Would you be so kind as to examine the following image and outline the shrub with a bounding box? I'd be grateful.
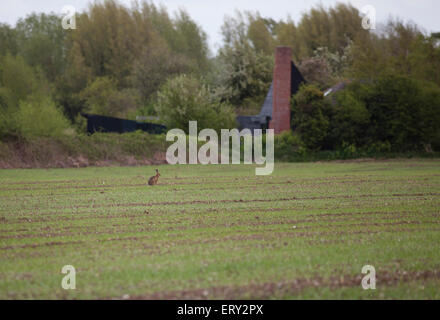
[291,84,331,150]
[155,74,237,133]
[414,81,440,152]
[347,76,440,151]
[79,77,141,118]
[16,96,71,140]
[0,54,53,139]
[289,76,440,154]
[329,90,370,148]
[0,54,49,108]
[0,87,19,139]
[274,131,306,161]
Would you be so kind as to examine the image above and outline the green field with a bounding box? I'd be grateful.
[1,160,440,299]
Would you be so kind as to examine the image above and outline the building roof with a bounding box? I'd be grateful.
[290,61,306,96]
[258,82,273,120]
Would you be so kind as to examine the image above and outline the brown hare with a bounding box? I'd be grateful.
[148,169,160,185]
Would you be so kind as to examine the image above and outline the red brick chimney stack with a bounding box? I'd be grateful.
[269,46,292,134]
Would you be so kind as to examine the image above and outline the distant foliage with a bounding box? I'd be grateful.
[0,54,56,139]
[56,0,209,121]
[155,75,237,133]
[156,75,236,132]
[346,76,440,152]
[291,85,331,150]
[16,97,71,140]
[291,77,440,153]
[14,13,67,82]
[0,0,439,159]
[79,77,140,118]
[131,37,192,104]
[298,58,333,90]
[274,131,306,161]
[349,19,440,87]
[328,90,370,148]
[215,42,273,107]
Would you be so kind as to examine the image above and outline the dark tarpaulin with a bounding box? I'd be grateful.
[82,113,166,134]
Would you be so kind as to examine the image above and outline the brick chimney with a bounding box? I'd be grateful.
[269,46,292,134]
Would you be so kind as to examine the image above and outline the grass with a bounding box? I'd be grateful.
[0,159,439,299]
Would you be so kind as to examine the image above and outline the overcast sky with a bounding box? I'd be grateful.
[1,0,438,53]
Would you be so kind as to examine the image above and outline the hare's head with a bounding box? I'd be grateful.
[155,169,160,177]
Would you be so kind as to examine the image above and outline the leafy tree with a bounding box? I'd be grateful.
[60,0,210,121]
[216,13,273,107]
[329,90,370,148]
[348,19,440,86]
[69,0,148,87]
[136,2,209,71]
[15,13,67,82]
[155,75,236,133]
[16,96,71,140]
[79,77,140,118]
[131,36,192,103]
[409,32,440,86]
[295,3,366,58]
[171,10,210,73]
[275,18,300,61]
[313,40,353,78]
[0,23,18,56]
[0,55,69,140]
[247,13,276,55]
[0,54,49,109]
[215,43,273,107]
[291,84,331,150]
[348,76,440,151]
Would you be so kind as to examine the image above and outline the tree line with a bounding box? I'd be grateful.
[0,0,439,153]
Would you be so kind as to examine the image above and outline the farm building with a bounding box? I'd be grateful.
[236,46,305,134]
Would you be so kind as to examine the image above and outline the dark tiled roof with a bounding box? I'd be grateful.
[258,82,273,119]
[291,61,305,96]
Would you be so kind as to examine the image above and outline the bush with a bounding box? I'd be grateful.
[0,87,19,139]
[288,75,440,155]
[79,77,141,118]
[274,131,306,161]
[16,96,71,140]
[347,76,440,151]
[155,74,237,133]
[0,54,50,108]
[291,84,331,150]
[0,54,54,140]
[329,89,370,148]
[419,82,440,151]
